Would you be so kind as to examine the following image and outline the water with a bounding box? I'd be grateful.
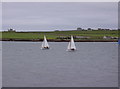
[2,42,118,87]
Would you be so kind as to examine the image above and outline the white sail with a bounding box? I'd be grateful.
[41,35,49,49]
[70,36,76,49]
[67,42,71,50]
[67,36,76,51]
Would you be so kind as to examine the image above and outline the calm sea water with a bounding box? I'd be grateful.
[2,42,118,87]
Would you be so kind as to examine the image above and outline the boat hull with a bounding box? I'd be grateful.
[41,47,50,50]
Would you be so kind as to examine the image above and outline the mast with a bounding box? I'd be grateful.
[70,36,76,49]
[44,35,49,47]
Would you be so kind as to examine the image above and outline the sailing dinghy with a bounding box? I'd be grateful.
[41,35,50,49]
[67,35,76,51]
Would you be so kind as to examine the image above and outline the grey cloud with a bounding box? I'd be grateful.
[2,2,118,31]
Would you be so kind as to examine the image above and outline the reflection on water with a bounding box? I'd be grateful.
[2,42,118,87]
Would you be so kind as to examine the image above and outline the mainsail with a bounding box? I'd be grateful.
[41,35,49,49]
[67,36,76,51]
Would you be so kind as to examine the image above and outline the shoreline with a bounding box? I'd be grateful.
[0,39,118,42]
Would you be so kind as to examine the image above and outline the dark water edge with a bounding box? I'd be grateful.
[3,42,118,87]
[0,39,118,42]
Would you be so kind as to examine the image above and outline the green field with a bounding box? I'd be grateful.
[0,30,118,40]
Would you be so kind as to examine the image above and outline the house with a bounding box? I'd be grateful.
[77,27,83,31]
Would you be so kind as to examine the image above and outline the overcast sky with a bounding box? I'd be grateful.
[2,2,118,31]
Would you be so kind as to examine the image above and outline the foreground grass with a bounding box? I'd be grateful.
[0,30,118,40]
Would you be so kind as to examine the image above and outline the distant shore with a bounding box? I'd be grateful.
[0,38,118,42]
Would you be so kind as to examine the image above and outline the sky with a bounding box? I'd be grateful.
[2,2,118,31]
